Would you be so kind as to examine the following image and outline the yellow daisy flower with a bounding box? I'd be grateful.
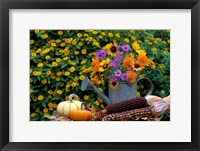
[109,82,118,89]
[30,40,34,44]
[49,107,53,111]
[99,58,110,71]
[56,58,61,62]
[52,62,58,67]
[64,71,70,76]
[79,75,85,80]
[81,49,87,54]
[45,55,50,60]
[92,31,98,35]
[132,41,140,51]
[71,82,77,87]
[46,70,51,76]
[99,35,103,39]
[56,90,62,95]
[103,43,118,56]
[74,51,79,55]
[77,33,82,37]
[43,34,48,39]
[115,33,120,38]
[108,33,113,37]
[69,66,75,72]
[38,95,43,100]
[43,108,48,113]
[51,43,56,47]
[47,90,53,94]
[41,79,47,84]
[37,63,43,67]
[72,40,77,45]
[31,113,36,117]
[56,39,61,43]
[84,95,89,101]
[58,31,63,35]
[31,52,36,57]
[36,48,41,53]
[35,108,40,113]
[95,101,99,106]
[55,77,60,81]
[78,41,83,46]
[30,89,33,93]
[35,30,39,33]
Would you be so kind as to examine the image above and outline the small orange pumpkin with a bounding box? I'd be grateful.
[69,109,92,121]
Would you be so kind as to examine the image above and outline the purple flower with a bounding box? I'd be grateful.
[109,60,119,69]
[114,70,123,77]
[109,76,118,83]
[114,55,123,63]
[120,73,129,81]
[127,67,135,71]
[117,45,124,54]
[123,44,131,52]
[94,49,107,59]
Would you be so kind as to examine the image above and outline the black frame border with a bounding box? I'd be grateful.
[0,0,199,151]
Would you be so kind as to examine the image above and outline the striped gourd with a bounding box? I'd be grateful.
[57,94,84,117]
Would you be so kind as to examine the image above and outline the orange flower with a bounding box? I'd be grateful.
[126,71,137,83]
[91,58,100,72]
[91,76,99,84]
[123,56,135,69]
[138,54,149,67]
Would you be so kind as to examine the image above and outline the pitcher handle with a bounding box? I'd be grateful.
[136,78,154,97]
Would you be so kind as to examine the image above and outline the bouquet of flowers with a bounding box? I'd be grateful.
[83,41,155,89]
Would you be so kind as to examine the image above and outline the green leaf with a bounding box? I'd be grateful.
[46,64,52,67]
[31,116,40,121]
[37,76,41,81]
[76,45,80,49]
[61,63,68,69]
[42,102,46,108]
[44,85,48,91]
[33,79,37,84]
[55,82,60,88]
[39,111,44,115]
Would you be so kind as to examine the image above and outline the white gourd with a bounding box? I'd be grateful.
[57,94,84,117]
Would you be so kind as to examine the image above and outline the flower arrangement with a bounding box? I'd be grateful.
[83,42,156,89]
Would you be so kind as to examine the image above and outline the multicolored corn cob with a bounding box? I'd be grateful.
[102,106,153,121]
[94,97,149,121]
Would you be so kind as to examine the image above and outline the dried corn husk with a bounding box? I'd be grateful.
[145,95,163,105]
[102,107,153,121]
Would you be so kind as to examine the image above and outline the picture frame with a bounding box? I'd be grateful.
[0,0,199,150]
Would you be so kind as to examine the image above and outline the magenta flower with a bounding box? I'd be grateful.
[120,73,129,81]
[117,45,124,54]
[114,55,123,63]
[109,76,118,83]
[123,44,131,52]
[94,49,107,59]
[109,60,119,69]
[114,70,123,77]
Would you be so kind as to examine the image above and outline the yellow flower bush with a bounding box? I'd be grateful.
[30,30,170,121]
